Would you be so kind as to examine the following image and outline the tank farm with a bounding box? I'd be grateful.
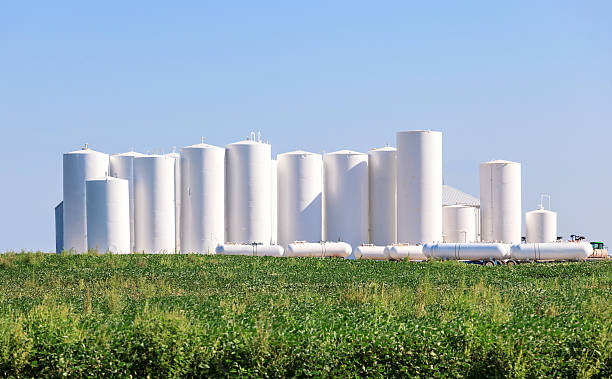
[56,130,596,264]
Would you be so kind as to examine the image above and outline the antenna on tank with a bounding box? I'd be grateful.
[83,143,89,150]
[257,131,261,142]
[250,131,255,141]
[539,194,551,210]
[201,136,205,144]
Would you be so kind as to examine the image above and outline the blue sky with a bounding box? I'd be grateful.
[1,1,610,251]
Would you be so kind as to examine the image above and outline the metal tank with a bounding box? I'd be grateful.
[277,151,323,247]
[286,241,352,258]
[396,131,442,244]
[179,143,225,254]
[525,208,557,243]
[354,245,388,260]
[323,150,368,248]
[166,152,182,253]
[424,243,510,261]
[385,245,427,261]
[110,151,146,252]
[63,146,110,252]
[215,244,284,257]
[480,160,521,244]
[368,147,397,246]
[226,138,271,244]
[133,154,176,253]
[55,202,63,253]
[85,177,130,254]
[442,205,478,243]
[510,242,591,261]
[270,159,278,245]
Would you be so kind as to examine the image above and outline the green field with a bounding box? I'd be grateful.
[0,253,610,378]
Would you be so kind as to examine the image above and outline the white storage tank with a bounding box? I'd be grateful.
[323,150,368,248]
[110,151,146,252]
[215,244,284,257]
[510,242,591,261]
[396,131,442,244]
[525,207,557,243]
[354,245,388,260]
[86,177,130,254]
[480,160,521,244]
[133,154,176,253]
[63,146,110,253]
[226,138,271,244]
[286,241,352,258]
[385,245,427,261]
[424,243,509,261]
[277,151,323,247]
[166,152,182,253]
[443,205,478,243]
[179,143,225,254]
[270,159,278,245]
[368,147,397,246]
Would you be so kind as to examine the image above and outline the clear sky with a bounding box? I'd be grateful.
[1,1,610,251]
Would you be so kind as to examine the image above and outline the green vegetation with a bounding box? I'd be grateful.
[0,253,610,378]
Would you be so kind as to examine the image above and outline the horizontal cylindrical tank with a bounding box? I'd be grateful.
[424,243,510,261]
[443,205,478,243]
[133,154,176,253]
[354,245,388,260]
[286,242,352,258]
[397,131,442,244]
[525,208,557,243]
[385,245,427,261]
[180,143,225,254]
[215,244,284,257]
[226,139,271,244]
[86,177,130,254]
[110,151,146,252]
[480,160,521,244]
[368,147,397,246]
[270,159,278,245]
[63,147,110,253]
[323,150,368,248]
[277,151,323,247]
[510,242,592,261]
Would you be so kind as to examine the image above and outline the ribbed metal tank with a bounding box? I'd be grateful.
[179,143,225,254]
[226,139,271,244]
[384,245,427,261]
[480,160,521,244]
[525,208,557,243]
[110,151,146,252]
[85,177,130,254]
[277,151,323,247]
[442,205,478,243]
[286,241,352,258]
[270,159,278,245]
[166,152,182,253]
[510,242,591,261]
[323,150,368,248]
[133,154,176,253]
[424,243,510,261]
[396,131,442,244]
[368,147,397,246]
[215,244,284,257]
[354,245,388,260]
[63,147,110,252]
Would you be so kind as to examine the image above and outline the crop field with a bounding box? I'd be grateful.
[0,253,610,378]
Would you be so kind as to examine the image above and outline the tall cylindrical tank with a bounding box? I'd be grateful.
[443,205,478,243]
[525,208,557,243]
[179,143,225,254]
[510,242,591,261]
[323,150,368,248]
[385,245,427,261]
[63,147,110,252]
[277,151,323,247]
[270,159,278,245]
[166,152,182,253]
[396,131,442,244]
[133,154,176,253]
[480,160,521,244]
[110,151,146,252]
[226,139,271,244]
[368,147,397,246]
[424,243,509,261]
[86,177,130,254]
